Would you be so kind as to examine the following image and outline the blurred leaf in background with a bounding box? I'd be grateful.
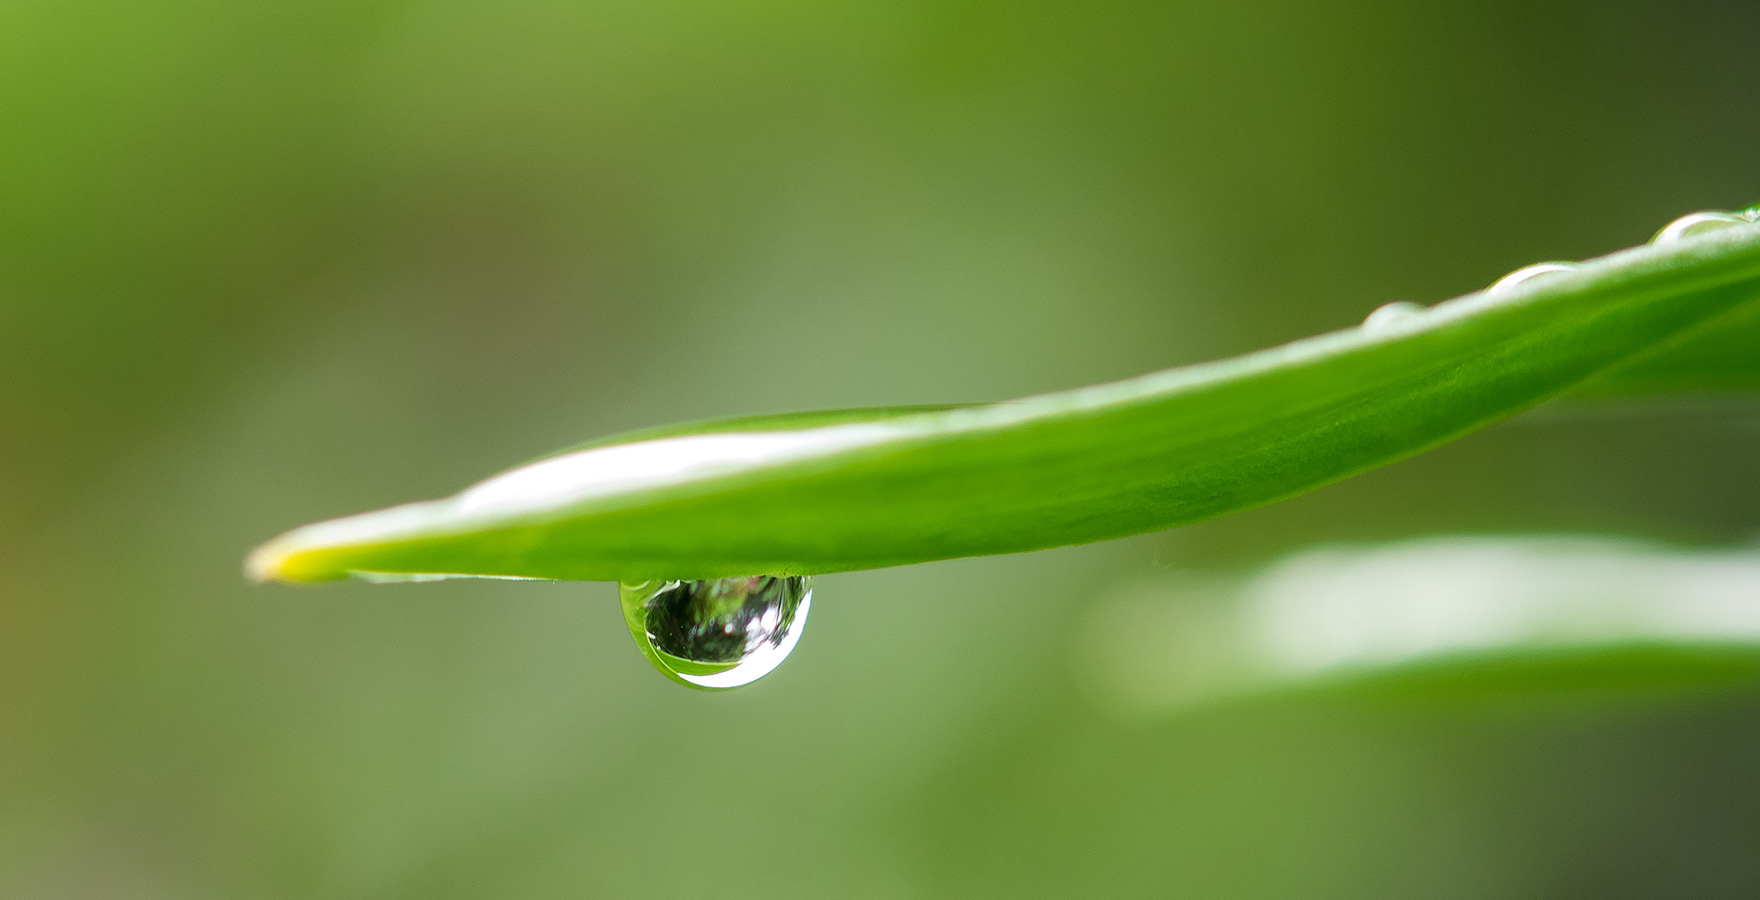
[2,0,1758,897]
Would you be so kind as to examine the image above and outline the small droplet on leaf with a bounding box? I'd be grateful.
[1653,211,1749,245]
[621,575,811,690]
[1488,262,1577,295]
[1361,301,1424,332]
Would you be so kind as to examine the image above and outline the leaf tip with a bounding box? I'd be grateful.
[245,500,460,584]
[244,535,321,584]
[244,540,287,584]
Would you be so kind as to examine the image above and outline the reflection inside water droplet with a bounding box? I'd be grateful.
[1653,210,1750,244]
[1361,301,1424,332]
[621,575,811,689]
[1487,262,1577,295]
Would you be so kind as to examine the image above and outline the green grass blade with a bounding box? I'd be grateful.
[1087,535,1760,713]
[249,220,1760,583]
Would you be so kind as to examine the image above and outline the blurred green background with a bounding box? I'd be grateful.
[3,0,1759,896]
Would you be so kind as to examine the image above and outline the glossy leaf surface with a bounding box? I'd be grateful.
[250,221,1760,583]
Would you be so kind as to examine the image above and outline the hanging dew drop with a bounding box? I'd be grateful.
[620,575,811,690]
[1652,211,1749,244]
[1487,262,1577,295]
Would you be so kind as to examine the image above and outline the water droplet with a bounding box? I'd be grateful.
[620,575,811,689]
[1652,211,1749,244]
[1361,301,1424,332]
[1487,262,1577,295]
[1741,205,1760,224]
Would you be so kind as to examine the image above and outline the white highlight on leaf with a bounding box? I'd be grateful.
[1085,536,1760,714]
[455,426,900,517]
